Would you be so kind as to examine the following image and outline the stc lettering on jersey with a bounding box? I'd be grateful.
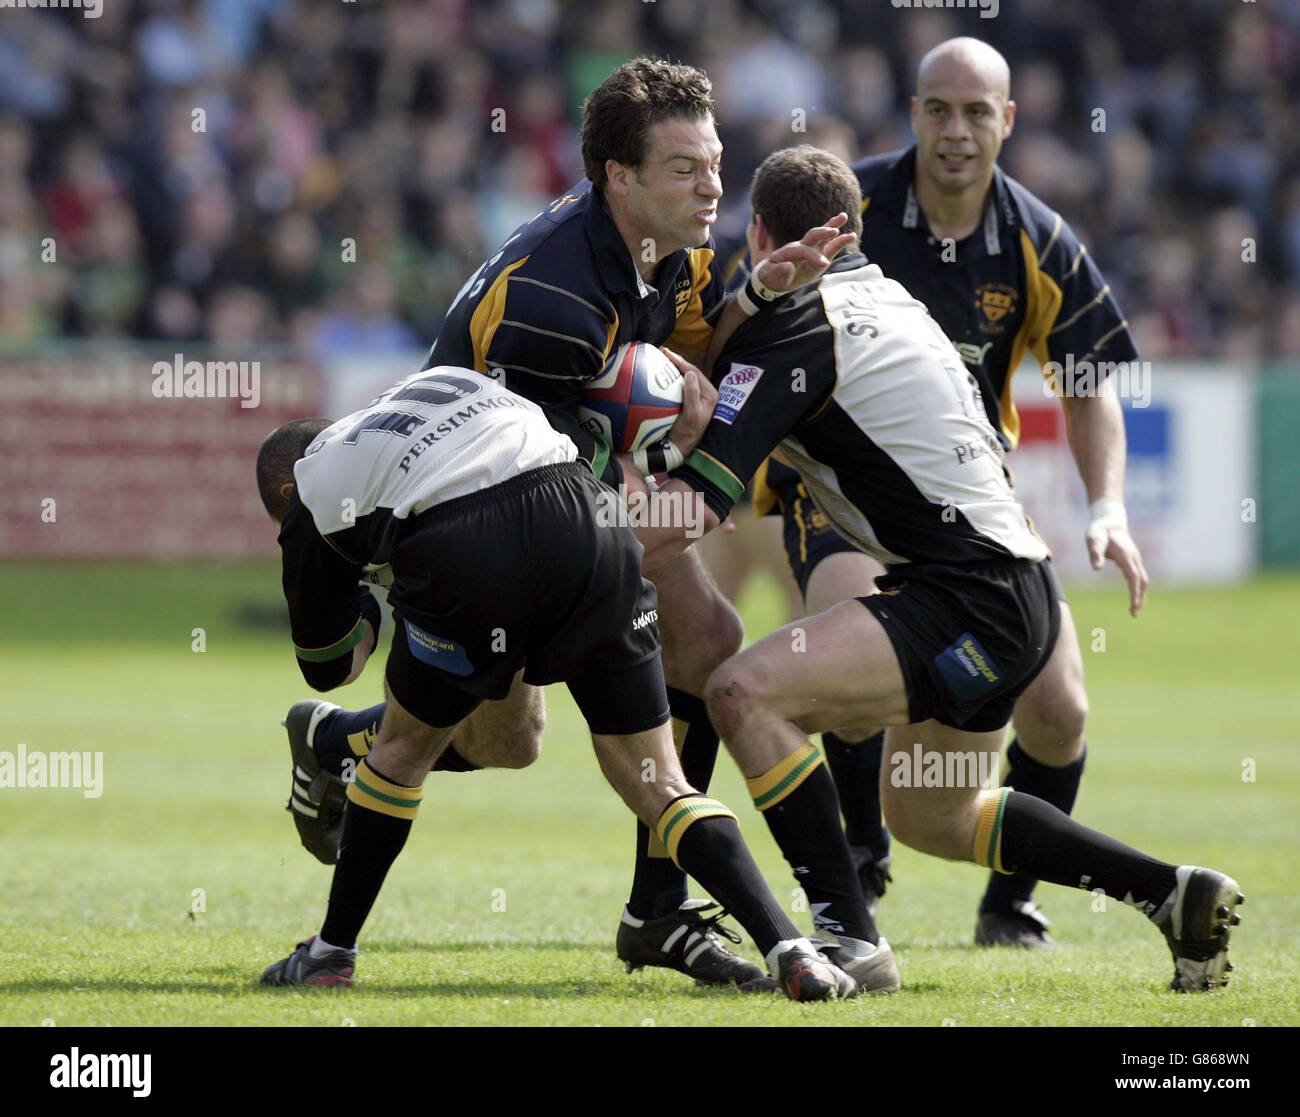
[715,363,764,424]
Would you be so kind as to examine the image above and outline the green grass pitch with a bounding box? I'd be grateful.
[2,562,1297,1027]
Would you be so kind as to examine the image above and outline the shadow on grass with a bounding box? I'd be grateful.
[362,940,599,956]
[0,972,747,1000]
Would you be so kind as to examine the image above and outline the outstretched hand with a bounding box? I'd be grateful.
[1086,519,1149,618]
[754,212,858,294]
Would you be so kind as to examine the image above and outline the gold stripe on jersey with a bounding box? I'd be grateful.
[721,243,748,285]
[1063,243,1088,282]
[469,256,530,373]
[1004,228,1063,449]
[794,492,809,564]
[509,274,606,317]
[603,314,619,363]
[1036,211,1063,265]
[1048,284,1112,336]
[665,247,716,357]
[499,318,610,358]
[751,458,778,518]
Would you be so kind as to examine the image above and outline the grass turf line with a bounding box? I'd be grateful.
[1,562,1297,1026]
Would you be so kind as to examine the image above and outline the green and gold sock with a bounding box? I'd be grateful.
[748,742,878,943]
[656,794,799,958]
[319,760,422,948]
[974,788,1178,917]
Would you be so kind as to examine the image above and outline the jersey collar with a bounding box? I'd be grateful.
[584,181,683,301]
[878,146,1018,257]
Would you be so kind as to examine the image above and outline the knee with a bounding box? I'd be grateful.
[703,657,766,737]
[495,705,545,769]
[882,796,973,862]
[1019,684,1088,759]
[663,595,745,693]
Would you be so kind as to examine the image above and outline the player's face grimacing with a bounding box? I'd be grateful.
[623,116,723,257]
[911,55,1015,196]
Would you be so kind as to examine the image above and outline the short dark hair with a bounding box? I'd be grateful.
[581,58,715,190]
[749,145,864,249]
[256,417,331,522]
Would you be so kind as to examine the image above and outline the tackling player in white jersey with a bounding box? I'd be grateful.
[254,366,857,1000]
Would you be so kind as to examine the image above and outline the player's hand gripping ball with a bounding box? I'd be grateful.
[578,342,684,453]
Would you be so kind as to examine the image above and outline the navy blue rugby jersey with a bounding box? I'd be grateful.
[427,179,724,481]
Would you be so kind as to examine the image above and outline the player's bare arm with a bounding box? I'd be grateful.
[338,620,376,688]
[1059,381,1149,616]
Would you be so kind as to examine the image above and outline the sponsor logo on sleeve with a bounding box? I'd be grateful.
[715,363,764,424]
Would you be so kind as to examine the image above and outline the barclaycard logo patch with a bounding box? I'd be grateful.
[934,632,1001,701]
[715,363,764,424]
[404,620,474,676]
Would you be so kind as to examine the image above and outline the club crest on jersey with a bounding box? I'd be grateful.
[673,273,694,317]
[975,282,1018,333]
[715,363,764,425]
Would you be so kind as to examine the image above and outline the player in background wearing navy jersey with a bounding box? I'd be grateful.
[730,38,1150,948]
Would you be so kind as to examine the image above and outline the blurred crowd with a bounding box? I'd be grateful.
[1,0,1298,362]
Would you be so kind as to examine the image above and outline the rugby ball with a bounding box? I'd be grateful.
[578,342,684,454]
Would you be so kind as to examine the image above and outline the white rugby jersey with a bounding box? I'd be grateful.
[278,367,578,686]
[676,253,1048,567]
[293,367,576,557]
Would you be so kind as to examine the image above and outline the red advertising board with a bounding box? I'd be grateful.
[0,351,321,558]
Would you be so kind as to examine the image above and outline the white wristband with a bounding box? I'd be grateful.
[1086,497,1127,554]
[750,269,783,301]
[735,272,783,318]
[632,439,684,476]
[1088,498,1128,528]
